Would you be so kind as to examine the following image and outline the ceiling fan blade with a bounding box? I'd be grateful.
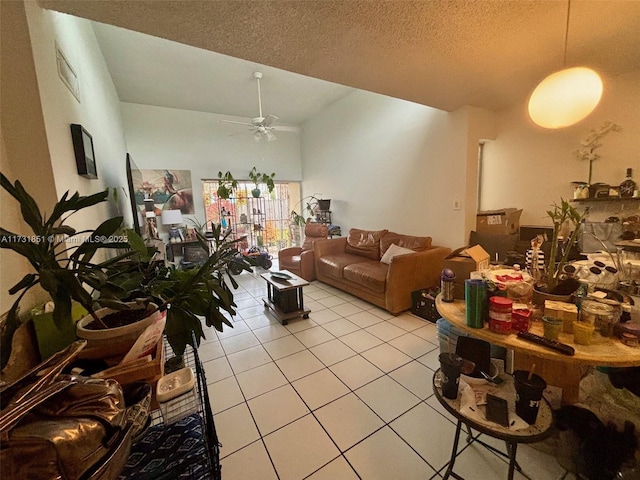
[229,129,252,137]
[220,119,254,127]
[272,125,300,132]
[261,114,279,127]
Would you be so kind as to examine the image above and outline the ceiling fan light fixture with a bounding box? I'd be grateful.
[528,67,603,129]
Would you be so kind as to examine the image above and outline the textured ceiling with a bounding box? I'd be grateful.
[41,0,640,117]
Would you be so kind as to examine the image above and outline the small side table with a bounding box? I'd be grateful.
[261,270,310,325]
[432,371,554,480]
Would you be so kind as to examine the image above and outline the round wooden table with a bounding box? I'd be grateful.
[436,296,640,403]
[432,371,554,480]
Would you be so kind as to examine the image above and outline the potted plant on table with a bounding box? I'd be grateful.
[290,194,322,227]
[248,167,275,198]
[531,199,585,302]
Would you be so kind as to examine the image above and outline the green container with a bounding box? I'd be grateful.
[465,279,487,328]
[542,316,563,341]
[31,302,88,360]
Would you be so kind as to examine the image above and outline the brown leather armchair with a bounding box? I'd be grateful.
[278,223,329,280]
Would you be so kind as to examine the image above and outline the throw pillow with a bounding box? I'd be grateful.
[380,243,415,265]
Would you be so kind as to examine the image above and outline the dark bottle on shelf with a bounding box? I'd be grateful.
[619,167,637,198]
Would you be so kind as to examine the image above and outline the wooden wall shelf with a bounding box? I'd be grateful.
[571,197,640,203]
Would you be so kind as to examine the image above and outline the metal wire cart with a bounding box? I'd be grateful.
[119,334,221,480]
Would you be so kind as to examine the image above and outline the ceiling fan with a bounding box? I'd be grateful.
[220,72,296,142]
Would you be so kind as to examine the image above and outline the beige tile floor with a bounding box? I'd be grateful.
[200,268,573,480]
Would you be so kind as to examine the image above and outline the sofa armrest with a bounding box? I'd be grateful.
[279,246,302,259]
[385,246,452,313]
[314,237,347,257]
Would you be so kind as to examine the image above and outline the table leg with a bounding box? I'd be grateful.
[297,287,304,310]
[464,427,525,476]
[507,442,518,480]
[465,424,474,443]
[442,420,463,480]
[297,287,310,319]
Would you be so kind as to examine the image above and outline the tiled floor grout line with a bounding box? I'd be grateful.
[214,305,440,476]
[213,275,569,479]
[211,272,478,479]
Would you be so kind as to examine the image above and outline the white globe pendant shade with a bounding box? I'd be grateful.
[528,67,603,129]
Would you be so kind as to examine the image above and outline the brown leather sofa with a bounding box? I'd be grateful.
[278,223,329,281]
[314,228,451,315]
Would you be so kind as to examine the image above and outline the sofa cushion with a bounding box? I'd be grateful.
[380,243,414,265]
[343,261,387,293]
[316,253,367,280]
[345,229,388,260]
[380,232,431,255]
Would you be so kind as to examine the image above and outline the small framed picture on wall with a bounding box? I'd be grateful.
[70,123,97,179]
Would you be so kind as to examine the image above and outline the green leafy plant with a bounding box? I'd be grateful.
[99,223,251,355]
[290,194,322,227]
[543,198,585,292]
[216,171,237,199]
[0,172,127,368]
[248,167,276,193]
[187,217,208,235]
[1,172,249,366]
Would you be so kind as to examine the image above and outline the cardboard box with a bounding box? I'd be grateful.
[443,245,490,299]
[477,208,523,235]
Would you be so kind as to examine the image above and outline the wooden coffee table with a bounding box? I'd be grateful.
[260,270,310,325]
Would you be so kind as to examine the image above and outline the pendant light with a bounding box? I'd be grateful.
[528,0,603,129]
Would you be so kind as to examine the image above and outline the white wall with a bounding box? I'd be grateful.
[120,102,302,228]
[24,2,131,229]
[300,90,495,248]
[482,68,640,228]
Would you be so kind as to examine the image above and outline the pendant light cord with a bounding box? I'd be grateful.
[563,0,571,67]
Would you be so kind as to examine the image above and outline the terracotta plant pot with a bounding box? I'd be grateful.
[76,302,161,349]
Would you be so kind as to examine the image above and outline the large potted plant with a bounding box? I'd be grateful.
[0,173,126,367]
[290,194,322,227]
[91,223,250,356]
[531,198,585,304]
[1,172,248,370]
[248,167,275,198]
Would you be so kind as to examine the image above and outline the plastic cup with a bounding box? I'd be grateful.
[439,353,464,400]
[513,370,547,425]
[542,316,562,341]
[573,321,595,345]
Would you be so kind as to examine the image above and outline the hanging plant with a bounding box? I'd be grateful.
[248,167,275,196]
[216,171,237,199]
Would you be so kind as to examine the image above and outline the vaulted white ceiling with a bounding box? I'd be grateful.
[42,0,640,124]
[91,22,355,125]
